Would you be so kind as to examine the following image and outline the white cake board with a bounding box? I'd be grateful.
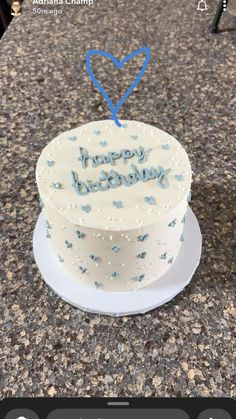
[33,207,202,316]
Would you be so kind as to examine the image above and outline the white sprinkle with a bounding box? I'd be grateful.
[108,261,111,265]
[109,235,113,240]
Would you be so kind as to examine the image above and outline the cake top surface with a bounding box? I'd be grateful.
[36,120,191,231]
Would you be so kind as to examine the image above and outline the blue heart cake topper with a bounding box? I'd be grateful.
[86,47,151,127]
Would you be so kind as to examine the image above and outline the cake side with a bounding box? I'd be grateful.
[36,120,191,291]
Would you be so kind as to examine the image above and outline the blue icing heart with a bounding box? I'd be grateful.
[161,144,170,150]
[47,160,55,167]
[76,230,86,239]
[137,233,149,242]
[144,196,156,205]
[44,220,52,229]
[46,231,51,239]
[175,174,184,181]
[81,204,92,213]
[111,271,120,279]
[65,240,72,249]
[168,219,176,227]
[68,135,77,141]
[79,266,87,274]
[112,200,123,209]
[168,257,173,264]
[131,135,138,140]
[137,252,147,259]
[51,182,63,189]
[95,281,103,289]
[180,234,184,242]
[132,274,145,282]
[99,141,108,147]
[93,130,101,136]
[58,255,64,263]
[112,244,120,253]
[159,252,167,260]
[90,254,101,262]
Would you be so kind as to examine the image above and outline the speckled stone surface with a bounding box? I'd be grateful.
[0,0,235,398]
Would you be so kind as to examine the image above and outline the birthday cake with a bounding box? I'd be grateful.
[36,120,192,292]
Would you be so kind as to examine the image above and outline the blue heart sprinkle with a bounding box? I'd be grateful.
[95,281,103,289]
[112,244,120,253]
[44,220,52,229]
[81,204,91,213]
[65,240,72,249]
[137,233,149,242]
[132,274,145,282]
[90,254,101,262]
[79,266,87,274]
[93,130,101,136]
[112,200,123,209]
[58,255,64,263]
[182,215,186,223]
[52,182,63,189]
[145,196,156,205]
[160,252,167,260]
[76,230,86,239]
[180,234,184,242]
[162,144,170,150]
[175,174,184,181]
[168,219,176,227]
[46,231,51,239]
[47,160,55,167]
[111,271,120,279]
[137,252,147,259]
[168,257,173,264]
[131,135,138,140]
[99,141,108,147]
[68,135,77,141]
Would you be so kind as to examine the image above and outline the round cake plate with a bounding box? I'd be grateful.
[33,207,202,316]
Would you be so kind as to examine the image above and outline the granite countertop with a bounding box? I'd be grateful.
[0,0,235,398]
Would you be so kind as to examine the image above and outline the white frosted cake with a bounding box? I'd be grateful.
[36,120,192,292]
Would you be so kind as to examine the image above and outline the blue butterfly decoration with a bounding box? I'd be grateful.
[112,200,123,209]
[137,233,149,242]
